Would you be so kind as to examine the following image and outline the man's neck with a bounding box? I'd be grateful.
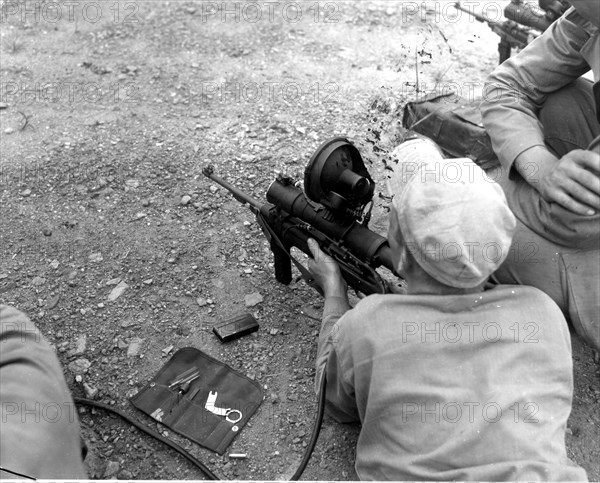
[404,270,485,296]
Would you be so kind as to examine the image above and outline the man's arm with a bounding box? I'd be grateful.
[482,8,600,215]
[307,239,359,423]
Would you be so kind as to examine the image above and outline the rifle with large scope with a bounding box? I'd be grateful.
[455,0,570,64]
[202,137,396,296]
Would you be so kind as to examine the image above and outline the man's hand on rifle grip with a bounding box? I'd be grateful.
[307,238,347,298]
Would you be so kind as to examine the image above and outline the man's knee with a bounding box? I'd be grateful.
[540,79,600,156]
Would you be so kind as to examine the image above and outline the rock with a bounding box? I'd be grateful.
[19,188,31,196]
[69,358,91,375]
[50,259,60,269]
[46,294,60,309]
[162,345,174,356]
[106,277,121,286]
[88,252,103,263]
[5,127,15,134]
[107,281,129,301]
[270,328,279,336]
[180,195,192,206]
[127,338,144,357]
[196,297,208,307]
[244,292,263,307]
[83,382,98,399]
[32,276,46,286]
[73,335,87,355]
[103,461,120,478]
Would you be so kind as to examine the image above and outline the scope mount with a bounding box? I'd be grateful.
[304,137,375,222]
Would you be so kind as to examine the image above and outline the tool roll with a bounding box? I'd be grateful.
[130,347,263,454]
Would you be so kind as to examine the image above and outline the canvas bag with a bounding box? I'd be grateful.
[130,347,263,454]
[402,92,500,171]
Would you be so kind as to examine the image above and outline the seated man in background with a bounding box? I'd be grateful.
[0,305,87,479]
[308,138,587,481]
[481,0,600,351]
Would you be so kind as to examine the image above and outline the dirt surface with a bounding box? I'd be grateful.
[1,0,598,480]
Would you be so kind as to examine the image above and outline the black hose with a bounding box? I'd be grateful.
[73,397,219,480]
[290,372,327,481]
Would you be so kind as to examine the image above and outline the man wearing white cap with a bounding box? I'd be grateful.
[308,139,587,481]
[481,0,600,352]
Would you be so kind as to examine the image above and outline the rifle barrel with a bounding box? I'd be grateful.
[454,2,488,23]
[202,166,262,209]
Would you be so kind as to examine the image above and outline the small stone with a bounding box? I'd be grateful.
[118,470,133,480]
[47,295,60,309]
[209,185,218,193]
[120,319,135,328]
[127,338,144,357]
[269,329,279,336]
[244,292,263,307]
[73,335,87,355]
[108,281,129,301]
[32,276,46,286]
[142,199,151,207]
[196,297,208,307]
[103,461,120,478]
[88,252,103,263]
[162,345,174,356]
[0,273,8,280]
[97,303,104,308]
[125,179,140,188]
[83,382,98,399]
[42,228,52,236]
[270,393,279,404]
[50,259,60,269]
[106,277,121,286]
[5,127,15,134]
[19,188,31,196]
[69,358,91,375]
[75,375,83,383]
[143,279,153,285]
[180,195,192,206]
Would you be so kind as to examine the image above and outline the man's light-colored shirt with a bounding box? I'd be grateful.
[482,6,600,173]
[315,286,587,481]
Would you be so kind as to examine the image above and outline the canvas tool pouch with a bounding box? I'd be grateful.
[130,347,263,454]
[402,92,500,171]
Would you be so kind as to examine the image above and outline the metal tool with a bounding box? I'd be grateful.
[205,391,242,423]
